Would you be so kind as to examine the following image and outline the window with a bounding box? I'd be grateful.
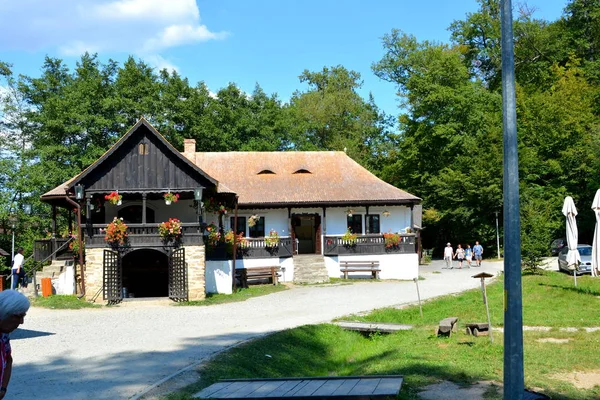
[230,217,246,235]
[346,215,362,235]
[293,169,311,174]
[138,142,149,155]
[366,215,380,234]
[249,217,265,238]
[258,170,275,175]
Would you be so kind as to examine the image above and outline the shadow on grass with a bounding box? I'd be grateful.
[538,282,600,297]
[164,325,589,400]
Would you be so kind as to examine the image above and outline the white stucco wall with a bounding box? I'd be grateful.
[223,208,290,236]
[324,206,412,236]
[325,253,419,280]
[52,265,75,295]
[205,257,294,294]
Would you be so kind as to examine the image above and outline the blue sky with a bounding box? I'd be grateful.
[0,0,568,118]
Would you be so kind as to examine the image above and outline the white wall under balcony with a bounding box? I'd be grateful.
[325,253,419,280]
[205,257,294,294]
[325,206,412,236]
[222,208,289,236]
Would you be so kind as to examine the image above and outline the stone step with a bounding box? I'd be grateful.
[293,255,329,284]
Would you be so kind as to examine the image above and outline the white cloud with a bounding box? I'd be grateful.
[89,0,200,23]
[0,0,227,70]
[143,24,228,52]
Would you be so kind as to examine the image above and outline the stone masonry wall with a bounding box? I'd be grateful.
[85,247,104,302]
[185,245,206,301]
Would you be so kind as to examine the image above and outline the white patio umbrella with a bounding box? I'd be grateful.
[591,190,600,277]
[562,196,581,286]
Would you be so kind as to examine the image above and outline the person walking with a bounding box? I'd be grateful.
[10,248,24,290]
[473,241,484,267]
[0,290,30,399]
[454,244,465,269]
[465,244,473,268]
[443,242,454,269]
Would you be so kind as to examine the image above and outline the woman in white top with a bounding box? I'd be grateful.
[454,244,465,269]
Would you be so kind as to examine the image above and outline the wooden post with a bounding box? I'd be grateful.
[473,272,494,343]
[142,193,147,225]
[52,204,58,237]
[413,277,423,317]
[481,278,493,343]
[232,197,239,291]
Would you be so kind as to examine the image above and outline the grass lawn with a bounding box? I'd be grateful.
[165,271,600,399]
[31,295,101,309]
[177,284,288,306]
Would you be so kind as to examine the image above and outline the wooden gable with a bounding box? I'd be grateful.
[69,119,217,194]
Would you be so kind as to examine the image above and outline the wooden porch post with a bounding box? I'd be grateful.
[232,197,239,291]
[52,204,57,237]
[67,208,72,236]
[322,207,327,255]
[288,207,294,254]
[142,193,147,225]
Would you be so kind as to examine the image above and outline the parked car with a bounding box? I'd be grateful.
[550,238,566,256]
[557,244,593,274]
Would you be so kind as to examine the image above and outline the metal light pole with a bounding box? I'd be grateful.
[501,0,524,398]
[10,216,16,290]
[495,211,501,258]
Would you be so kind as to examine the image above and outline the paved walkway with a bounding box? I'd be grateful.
[10,259,504,400]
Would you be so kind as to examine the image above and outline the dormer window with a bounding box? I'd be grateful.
[258,170,275,175]
[293,169,311,174]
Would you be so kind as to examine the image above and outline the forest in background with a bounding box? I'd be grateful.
[1,0,600,265]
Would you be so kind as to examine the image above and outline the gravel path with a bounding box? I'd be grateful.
[9,259,503,400]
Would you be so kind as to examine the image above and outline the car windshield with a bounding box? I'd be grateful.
[578,247,592,256]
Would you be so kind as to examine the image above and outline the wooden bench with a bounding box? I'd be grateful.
[465,322,489,337]
[436,317,459,337]
[340,261,380,279]
[193,375,403,399]
[236,266,281,288]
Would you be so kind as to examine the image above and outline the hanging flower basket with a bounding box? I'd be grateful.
[163,192,180,205]
[158,218,182,244]
[248,215,260,227]
[265,229,280,248]
[105,191,122,206]
[341,228,358,247]
[383,232,401,249]
[204,197,229,215]
[104,217,128,247]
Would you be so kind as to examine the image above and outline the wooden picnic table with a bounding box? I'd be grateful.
[194,375,403,399]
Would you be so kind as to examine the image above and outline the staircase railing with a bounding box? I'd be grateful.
[4,237,74,297]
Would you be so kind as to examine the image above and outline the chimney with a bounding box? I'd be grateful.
[184,139,196,154]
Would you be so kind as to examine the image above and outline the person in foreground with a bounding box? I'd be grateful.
[0,290,30,399]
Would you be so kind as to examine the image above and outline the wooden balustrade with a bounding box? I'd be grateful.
[34,238,73,262]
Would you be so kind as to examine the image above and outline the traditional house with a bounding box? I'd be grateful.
[37,119,421,303]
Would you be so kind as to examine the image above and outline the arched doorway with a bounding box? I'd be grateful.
[121,249,168,298]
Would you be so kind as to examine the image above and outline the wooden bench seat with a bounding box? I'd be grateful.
[340,260,380,279]
[194,375,403,399]
[236,266,281,288]
[436,317,459,337]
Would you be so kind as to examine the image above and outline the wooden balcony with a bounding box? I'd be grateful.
[323,234,417,256]
[206,237,294,260]
[86,223,204,248]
